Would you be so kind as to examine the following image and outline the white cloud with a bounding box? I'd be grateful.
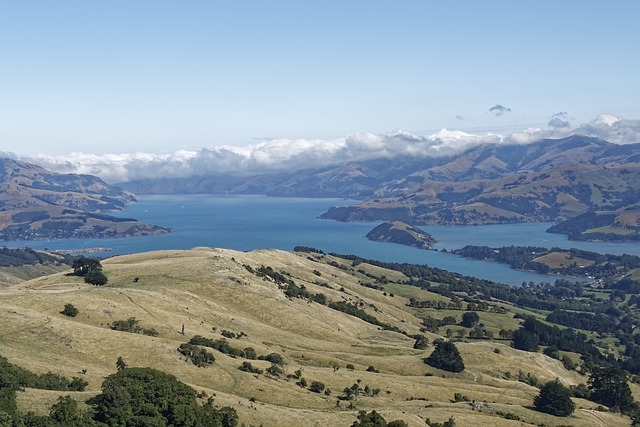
[10,114,640,183]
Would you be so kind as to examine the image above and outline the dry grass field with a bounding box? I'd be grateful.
[0,247,633,426]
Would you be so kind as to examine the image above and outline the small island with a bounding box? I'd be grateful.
[366,221,437,249]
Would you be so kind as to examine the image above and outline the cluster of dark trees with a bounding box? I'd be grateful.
[72,257,108,286]
[351,410,407,427]
[1,359,238,426]
[454,245,640,278]
[110,317,158,337]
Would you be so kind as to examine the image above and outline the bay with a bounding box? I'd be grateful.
[5,194,640,286]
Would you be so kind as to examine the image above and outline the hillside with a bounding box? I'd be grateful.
[119,136,640,230]
[0,158,170,240]
[0,247,636,426]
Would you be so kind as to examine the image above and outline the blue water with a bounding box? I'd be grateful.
[4,194,640,286]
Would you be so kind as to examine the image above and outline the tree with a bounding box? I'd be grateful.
[511,328,539,351]
[534,379,575,416]
[72,257,102,276]
[589,366,635,412]
[88,367,238,426]
[60,303,78,317]
[461,312,479,328]
[84,270,108,286]
[424,339,464,373]
[49,395,82,424]
[116,357,127,371]
[351,410,408,427]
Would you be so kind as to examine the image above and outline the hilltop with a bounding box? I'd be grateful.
[1,247,637,426]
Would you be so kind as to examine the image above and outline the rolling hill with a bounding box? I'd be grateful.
[1,247,636,426]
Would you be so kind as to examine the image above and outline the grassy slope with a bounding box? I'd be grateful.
[0,247,632,426]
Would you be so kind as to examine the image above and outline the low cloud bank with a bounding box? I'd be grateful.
[6,114,640,183]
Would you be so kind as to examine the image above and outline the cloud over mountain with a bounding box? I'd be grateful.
[7,114,640,184]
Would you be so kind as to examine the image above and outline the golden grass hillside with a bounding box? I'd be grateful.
[0,247,632,426]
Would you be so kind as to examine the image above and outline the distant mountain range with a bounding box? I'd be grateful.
[119,135,640,240]
[0,158,170,241]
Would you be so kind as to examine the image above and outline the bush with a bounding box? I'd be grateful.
[177,343,215,367]
[60,303,78,317]
[534,379,575,416]
[88,367,237,426]
[309,381,325,393]
[238,362,263,374]
[424,339,464,373]
[84,270,108,286]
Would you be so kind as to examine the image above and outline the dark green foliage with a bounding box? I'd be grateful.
[72,256,102,276]
[178,343,215,367]
[460,311,479,328]
[413,334,429,349]
[84,270,108,286]
[265,364,284,378]
[424,339,464,373]
[0,355,87,414]
[425,416,456,427]
[351,410,408,427]
[453,393,469,402]
[512,317,601,359]
[547,309,618,334]
[589,366,635,412]
[60,303,78,317]
[309,381,325,393]
[49,395,83,424]
[238,362,263,374]
[511,328,539,351]
[242,347,257,360]
[189,336,244,358]
[110,317,157,336]
[534,379,575,416]
[88,367,238,426]
[258,353,285,366]
[116,357,127,371]
[328,301,404,333]
[255,265,293,285]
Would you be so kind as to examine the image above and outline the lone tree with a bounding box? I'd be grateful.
[60,303,79,317]
[72,257,102,276]
[424,339,464,373]
[534,379,575,416]
[461,312,479,328]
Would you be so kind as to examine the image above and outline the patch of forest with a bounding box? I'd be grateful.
[453,245,640,279]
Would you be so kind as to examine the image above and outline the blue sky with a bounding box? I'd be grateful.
[1,1,639,156]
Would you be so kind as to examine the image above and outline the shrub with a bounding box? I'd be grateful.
[84,270,108,286]
[424,339,464,373]
[177,343,215,367]
[309,381,325,393]
[60,303,78,317]
[238,362,263,374]
[534,379,575,416]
